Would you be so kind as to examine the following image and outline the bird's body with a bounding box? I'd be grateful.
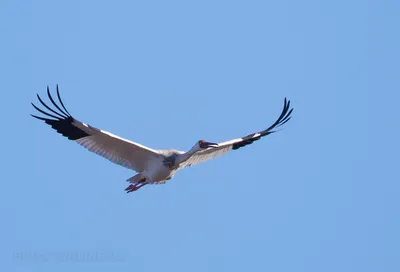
[31,86,293,193]
[140,150,180,182]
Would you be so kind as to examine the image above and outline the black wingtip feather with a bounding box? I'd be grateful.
[36,93,68,119]
[264,98,292,132]
[232,98,293,150]
[277,108,293,128]
[31,102,61,120]
[47,86,70,118]
[56,84,71,116]
[30,114,51,121]
[31,85,90,141]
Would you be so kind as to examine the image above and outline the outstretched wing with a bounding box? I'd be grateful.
[31,85,161,172]
[179,98,293,168]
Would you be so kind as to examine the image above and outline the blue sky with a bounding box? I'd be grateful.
[2,0,400,271]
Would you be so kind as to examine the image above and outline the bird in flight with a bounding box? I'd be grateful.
[31,86,293,193]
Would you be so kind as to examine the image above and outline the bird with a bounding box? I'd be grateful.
[31,85,293,193]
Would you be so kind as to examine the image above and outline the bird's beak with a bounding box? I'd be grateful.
[205,142,219,148]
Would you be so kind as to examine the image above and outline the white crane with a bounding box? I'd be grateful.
[31,86,293,193]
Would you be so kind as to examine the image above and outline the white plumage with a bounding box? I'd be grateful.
[31,85,293,192]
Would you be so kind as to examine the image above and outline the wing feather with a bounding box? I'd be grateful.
[31,86,160,172]
[179,98,293,168]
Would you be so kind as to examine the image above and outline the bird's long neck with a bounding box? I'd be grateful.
[175,148,197,165]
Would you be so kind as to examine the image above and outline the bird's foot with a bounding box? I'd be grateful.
[125,183,146,193]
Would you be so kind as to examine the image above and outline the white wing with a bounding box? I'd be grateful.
[31,86,160,172]
[179,98,293,168]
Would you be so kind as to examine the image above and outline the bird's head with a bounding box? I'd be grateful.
[197,140,219,150]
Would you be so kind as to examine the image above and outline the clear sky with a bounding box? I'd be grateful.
[2,0,400,271]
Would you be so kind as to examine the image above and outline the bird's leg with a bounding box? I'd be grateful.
[125,178,147,193]
[125,183,146,193]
